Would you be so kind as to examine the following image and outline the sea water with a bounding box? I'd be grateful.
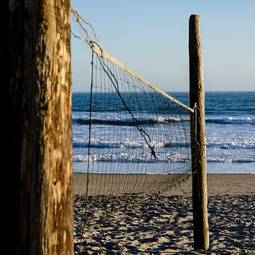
[73,92,255,174]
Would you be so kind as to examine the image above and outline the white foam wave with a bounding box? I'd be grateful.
[73,138,255,150]
[73,153,255,164]
[207,116,255,125]
[73,152,190,163]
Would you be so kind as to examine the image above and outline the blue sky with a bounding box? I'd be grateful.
[71,1,255,92]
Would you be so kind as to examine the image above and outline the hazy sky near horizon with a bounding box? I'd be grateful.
[71,1,255,92]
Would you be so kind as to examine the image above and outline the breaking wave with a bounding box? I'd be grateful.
[73,116,186,126]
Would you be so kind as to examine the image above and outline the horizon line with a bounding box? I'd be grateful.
[72,90,255,93]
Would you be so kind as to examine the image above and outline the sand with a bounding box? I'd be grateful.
[73,174,255,254]
[73,173,255,196]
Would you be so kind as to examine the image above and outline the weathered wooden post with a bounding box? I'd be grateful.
[0,1,73,254]
[189,15,209,250]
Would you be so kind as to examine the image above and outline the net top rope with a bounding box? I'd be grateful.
[71,9,194,114]
[90,41,194,113]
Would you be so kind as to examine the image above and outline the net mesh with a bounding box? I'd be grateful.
[71,12,195,251]
[76,47,192,197]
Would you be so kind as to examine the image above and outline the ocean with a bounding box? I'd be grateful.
[73,92,255,174]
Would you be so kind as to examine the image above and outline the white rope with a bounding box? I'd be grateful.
[71,8,99,45]
[71,9,194,114]
[90,41,194,113]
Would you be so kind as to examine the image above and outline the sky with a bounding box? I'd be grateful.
[71,1,255,92]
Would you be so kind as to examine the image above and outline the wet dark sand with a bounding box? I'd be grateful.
[73,173,255,196]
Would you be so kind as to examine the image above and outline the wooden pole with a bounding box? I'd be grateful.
[189,15,209,250]
[0,1,73,254]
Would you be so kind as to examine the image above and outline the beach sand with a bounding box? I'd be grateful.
[73,174,255,254]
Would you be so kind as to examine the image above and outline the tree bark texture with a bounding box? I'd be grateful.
[189,15,209,250]
[0,1,73,254]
